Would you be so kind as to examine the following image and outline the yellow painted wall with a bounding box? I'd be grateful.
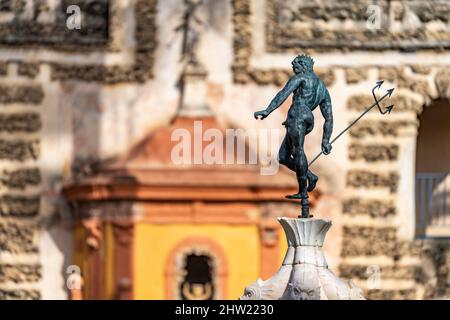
[134,223,261,300]
[73,223,115,299]
[73,226,89,299]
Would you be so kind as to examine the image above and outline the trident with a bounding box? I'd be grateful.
[308,81,395,166]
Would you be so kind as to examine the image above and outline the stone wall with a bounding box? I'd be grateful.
[340,63,450,299]
[0,49,47,298]
[231,0,450,300]
[0,0,158,300]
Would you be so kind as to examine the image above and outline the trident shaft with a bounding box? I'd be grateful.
[308,83,394,166]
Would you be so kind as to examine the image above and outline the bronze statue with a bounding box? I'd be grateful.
[254,55,333,218]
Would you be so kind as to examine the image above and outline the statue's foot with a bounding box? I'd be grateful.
[307,172,318,192]
[285,193,302,199]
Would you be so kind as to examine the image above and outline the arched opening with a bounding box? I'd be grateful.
[415,99,450,237]
[165,237,228,299]
[180,253,215,300]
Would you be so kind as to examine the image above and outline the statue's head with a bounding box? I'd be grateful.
[292,54,314,74]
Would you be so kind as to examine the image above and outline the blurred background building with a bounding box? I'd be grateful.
[0,0,449,300]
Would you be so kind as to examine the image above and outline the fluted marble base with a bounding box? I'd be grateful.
[240,218,365,300]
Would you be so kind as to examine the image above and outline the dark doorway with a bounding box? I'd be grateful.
[179,253,215,300]
[415,99,450,235]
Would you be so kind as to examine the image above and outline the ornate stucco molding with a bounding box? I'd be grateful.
[265,0,450,52]
[232,0,335,86]
[0,0,158,83]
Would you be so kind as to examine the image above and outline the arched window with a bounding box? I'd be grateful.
[415,99,450,237]
[180,253,215,300]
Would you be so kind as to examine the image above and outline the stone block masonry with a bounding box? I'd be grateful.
[0,66,44,300]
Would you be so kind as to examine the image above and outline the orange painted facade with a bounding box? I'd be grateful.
[64,116,319,300]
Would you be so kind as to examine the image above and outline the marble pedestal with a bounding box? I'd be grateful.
[240,218,365,300]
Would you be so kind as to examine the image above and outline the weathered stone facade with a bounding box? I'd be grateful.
[0,195,40,218]
[0,85,44,104]
[0,0,449,299]
[0,222,37,253]
[266,0,450,52]
[343,198,396,218]
[0,264,41,283]
[0,289,40,300]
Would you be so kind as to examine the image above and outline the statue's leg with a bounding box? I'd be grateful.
[285,123,308,201]
[289,123,310,217]
[278,136,295,172]
[304,119,317,192]
[307,170,318,192]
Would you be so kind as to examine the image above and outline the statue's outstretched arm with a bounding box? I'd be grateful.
[320,91,333,155]
[255,76,302,119]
